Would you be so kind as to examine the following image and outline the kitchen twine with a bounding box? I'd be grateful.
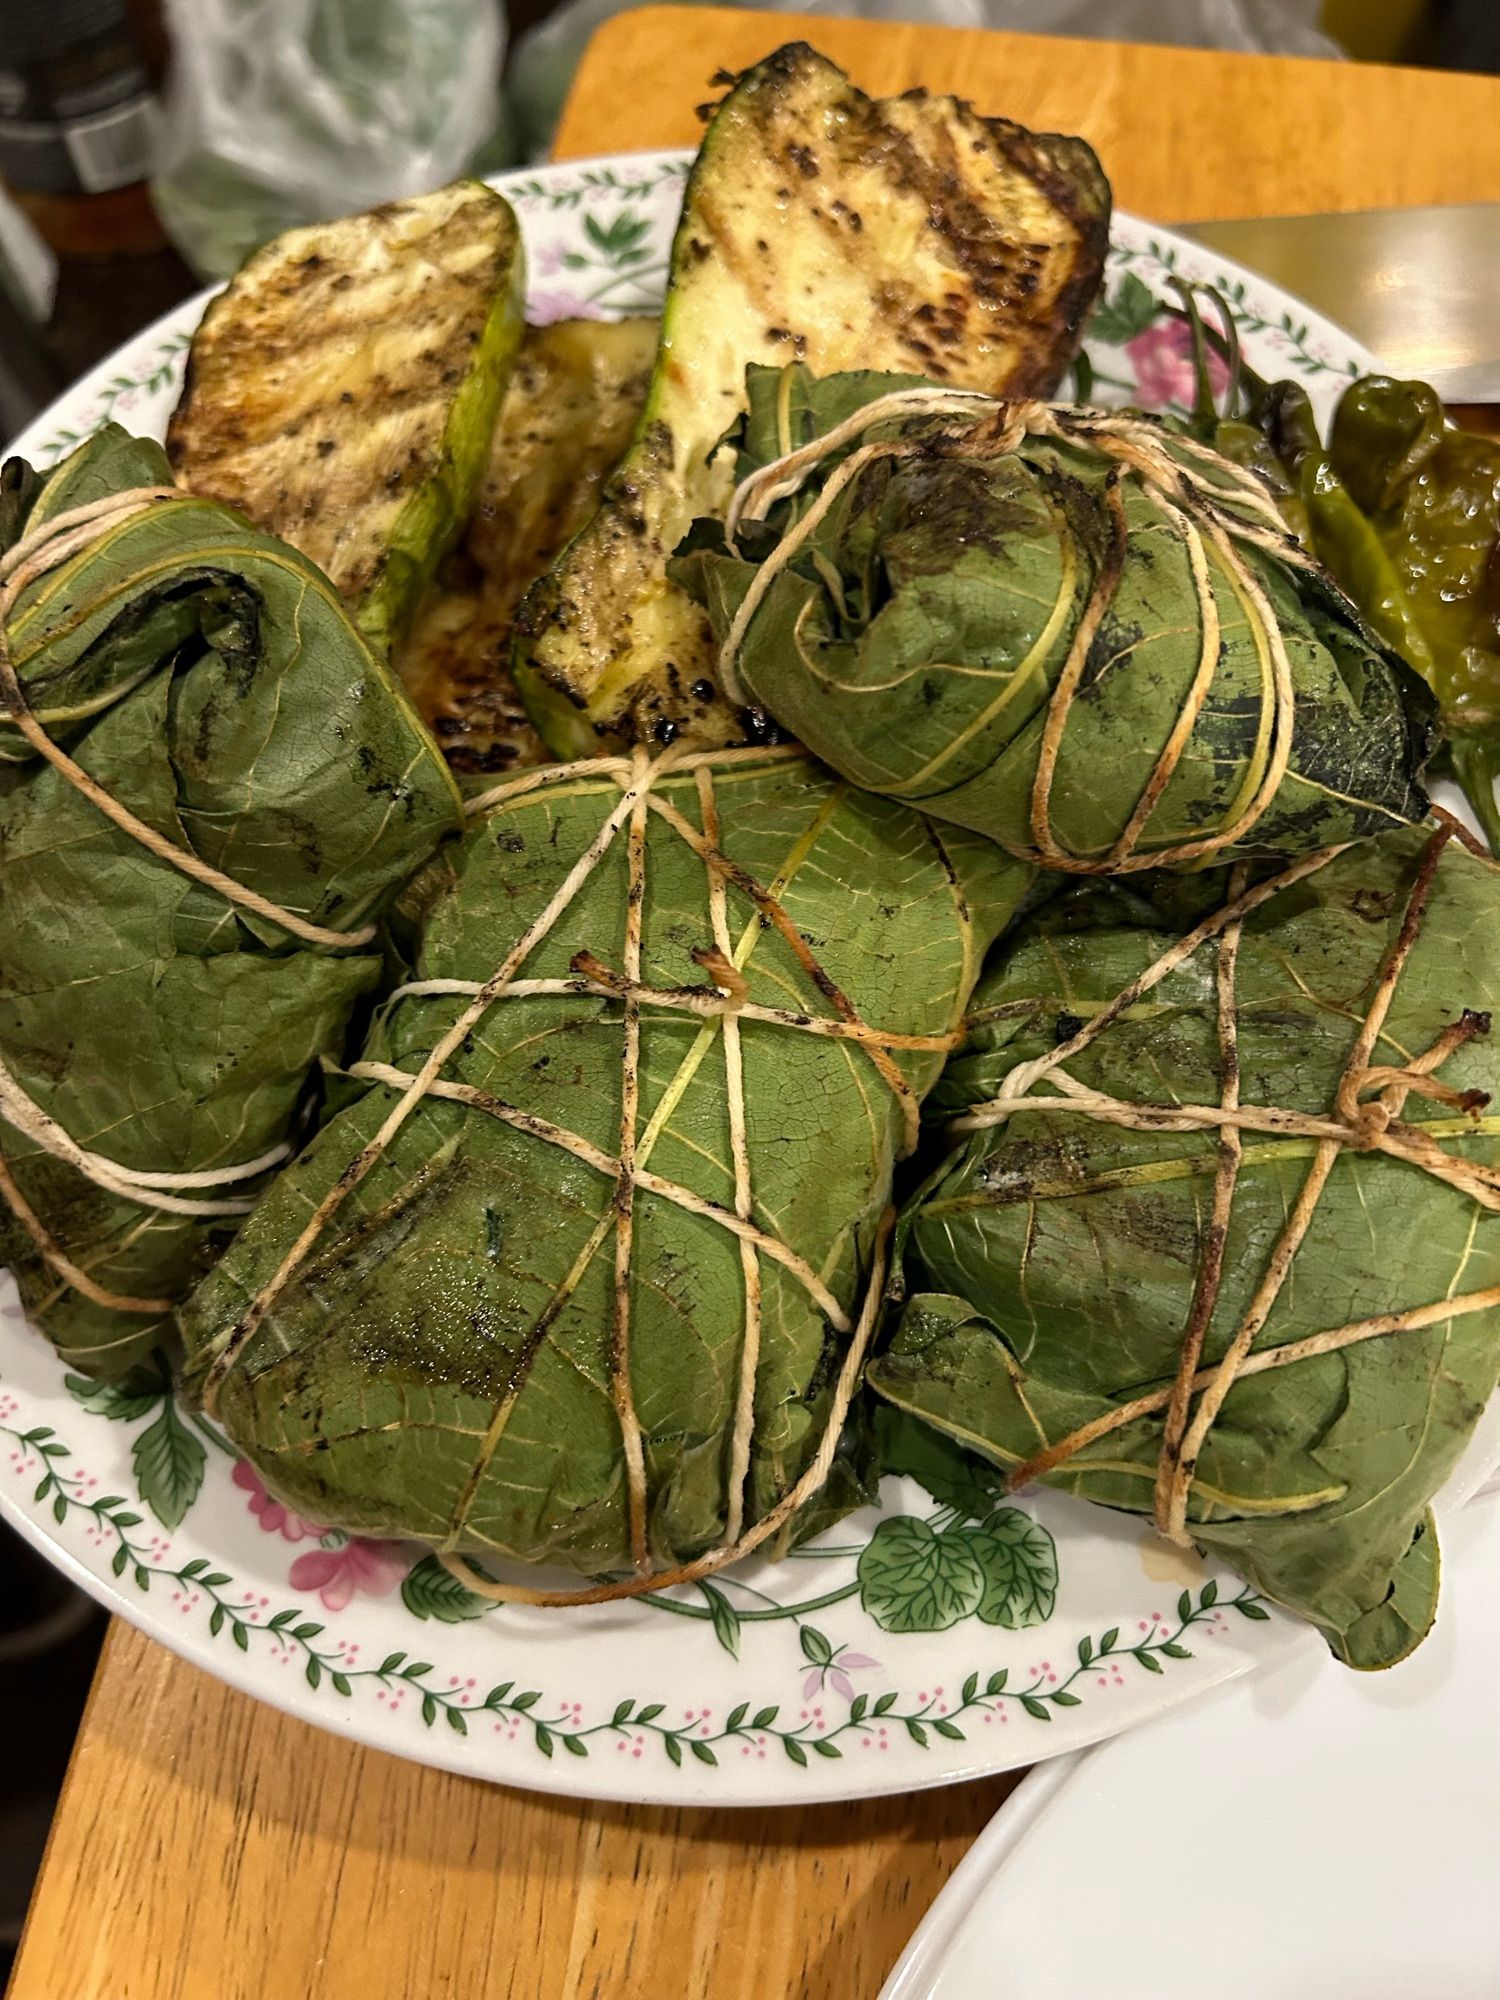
[946,812,1500,1544]
[17,457,1491,1578]
[719,386,1325,876]
[722,387,1500,1541]
[0,487,381,1317]
[198,742,964,1603]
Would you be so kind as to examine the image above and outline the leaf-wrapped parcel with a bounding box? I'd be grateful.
[0,427,461,1378]
[676,367,1437,872]
[872,827,1500,1665]
[179,747,1031,1584]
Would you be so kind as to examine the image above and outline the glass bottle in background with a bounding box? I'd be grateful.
[0,0,195,392]
[0,0,167,254]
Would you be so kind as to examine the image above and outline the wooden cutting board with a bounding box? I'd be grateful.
[555,5,1500,220]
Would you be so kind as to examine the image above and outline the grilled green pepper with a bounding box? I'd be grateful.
[1218,372,1500,851]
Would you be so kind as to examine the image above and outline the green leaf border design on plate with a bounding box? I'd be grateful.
[0,1396,1265,1776]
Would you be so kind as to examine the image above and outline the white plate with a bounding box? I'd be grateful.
[883,1488,1500,2000]
[2,149,1470,1808]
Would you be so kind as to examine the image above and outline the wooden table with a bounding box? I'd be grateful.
[14,16,1500,1999]
[555,7,1500,218]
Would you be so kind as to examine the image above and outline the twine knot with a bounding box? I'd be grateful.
[1347,1093,1395,1149]
[199,745,909,1607]
[955,816,1500,1549]
[718,381,1312,874]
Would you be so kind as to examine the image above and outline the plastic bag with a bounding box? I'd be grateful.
[509,0,1339,160]
[152,0,507,280]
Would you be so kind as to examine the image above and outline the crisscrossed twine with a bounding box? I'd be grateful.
[201,744,950,1605]
[948,814,1500,1544]
[0,486,389,1316]
[720,386,1323,876]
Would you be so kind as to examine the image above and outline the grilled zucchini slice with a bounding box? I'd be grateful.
[513,42,1110,756]
[396,315,657,780]
[167,181,525,657]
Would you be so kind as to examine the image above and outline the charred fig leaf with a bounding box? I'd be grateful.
[181,750,1027,1578]
[875,829,1500,1662]
[679,365,1435,869]
[871,1404,1005,1522]
[0,427,460,1378]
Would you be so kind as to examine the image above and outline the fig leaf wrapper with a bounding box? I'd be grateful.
[875,821,1500,1666]
[0,428,461,1378]
[180,746,1031,1595]
[674,367,1437,874]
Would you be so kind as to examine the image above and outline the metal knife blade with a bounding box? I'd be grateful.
[1176,205,1500,402]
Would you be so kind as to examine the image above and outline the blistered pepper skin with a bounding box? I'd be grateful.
[1218,374,1500,851]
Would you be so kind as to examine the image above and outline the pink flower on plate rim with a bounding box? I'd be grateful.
[232,1457,324,1543]
[289,1539,412,1613]
[1124,317,1230,413]
[803,1648,880,1703]
[527,289,610,328]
